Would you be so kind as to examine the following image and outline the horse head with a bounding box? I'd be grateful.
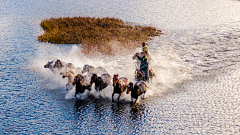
[97,77,103,88]
[73,74,82,84]
[113,74,119,87]
[82,64,95,74]
[132,52,143,60]
[149,69,156,78]
[53,59,63,68]
[44,61,53,68]
[127,82,134,94]
[90,74,98,85]
[135,69,143,81]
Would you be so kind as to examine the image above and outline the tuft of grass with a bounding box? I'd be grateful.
[38,17,162,55]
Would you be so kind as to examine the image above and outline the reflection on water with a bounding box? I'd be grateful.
[129,103,146,120]
[72,95,148,134]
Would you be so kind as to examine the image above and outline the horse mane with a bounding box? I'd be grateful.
[115,79,121,88]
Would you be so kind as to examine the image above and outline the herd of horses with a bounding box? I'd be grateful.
[44,53,156,103]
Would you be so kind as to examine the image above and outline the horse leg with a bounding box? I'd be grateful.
[135,97,138,103]
[75,92,77,99]
[117,93,122,102]
[112,94,114,102]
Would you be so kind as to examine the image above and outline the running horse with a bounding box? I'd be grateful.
[127,81,147,103]
[44,59,75,73]
[135,68,156,82]
[60,70,75,90]
[72,74,91,99]
[90,73,111,91]
[112,74,130,102]
[82,65,107,77]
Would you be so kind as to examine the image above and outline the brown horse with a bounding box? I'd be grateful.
[149,69,156,81]
[60,70,75,90]
[112,74,130,102]
[135,68,156,82]
[72,74,91,99]
[126,81,147,103]
[135,69,143,81]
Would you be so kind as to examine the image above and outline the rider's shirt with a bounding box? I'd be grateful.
[137,55,148,70]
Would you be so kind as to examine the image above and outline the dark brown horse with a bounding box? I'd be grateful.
[72,74,91,99]
[112,74,130,102]
[90,73,111,91]
[126,81,147,103]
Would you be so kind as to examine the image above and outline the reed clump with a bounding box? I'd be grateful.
[38,17,162,55]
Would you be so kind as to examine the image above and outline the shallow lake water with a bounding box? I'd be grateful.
[1,0,240,134]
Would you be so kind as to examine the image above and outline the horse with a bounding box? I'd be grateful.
[72,74,91,99]
[135,69,143,81]
[132,52,143,68]
[73,67,83,75]
[90,73,111,91]
[112,74,130,102]
[60,70,75,90]
[44,59,75,73]
[149,69,156,81]
[135,68,156,82]
[82,64,107,77]
[126,81,147,103]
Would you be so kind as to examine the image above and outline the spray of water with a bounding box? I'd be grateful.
[30,40,194,102]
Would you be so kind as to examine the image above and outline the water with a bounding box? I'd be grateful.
[1,0,240,134]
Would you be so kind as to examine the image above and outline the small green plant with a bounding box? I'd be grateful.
[38,17,162,55]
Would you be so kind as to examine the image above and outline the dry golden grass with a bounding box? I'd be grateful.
[38,17,162,55]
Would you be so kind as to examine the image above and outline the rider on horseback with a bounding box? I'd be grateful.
[136,42,149,81]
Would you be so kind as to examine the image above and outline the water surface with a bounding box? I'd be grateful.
[1,0,240,134]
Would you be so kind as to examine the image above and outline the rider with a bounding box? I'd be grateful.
[142,42,148,56]
[136,42,149,81]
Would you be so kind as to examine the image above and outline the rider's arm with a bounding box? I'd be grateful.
[136,55,141,60]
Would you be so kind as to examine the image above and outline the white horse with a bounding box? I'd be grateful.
[44,59,75,73]
[60,70,75,90]
[82,64,108,78]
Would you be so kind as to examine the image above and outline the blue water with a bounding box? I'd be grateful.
[1,0,240,134]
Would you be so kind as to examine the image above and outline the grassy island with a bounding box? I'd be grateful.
[38,17,162,55]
